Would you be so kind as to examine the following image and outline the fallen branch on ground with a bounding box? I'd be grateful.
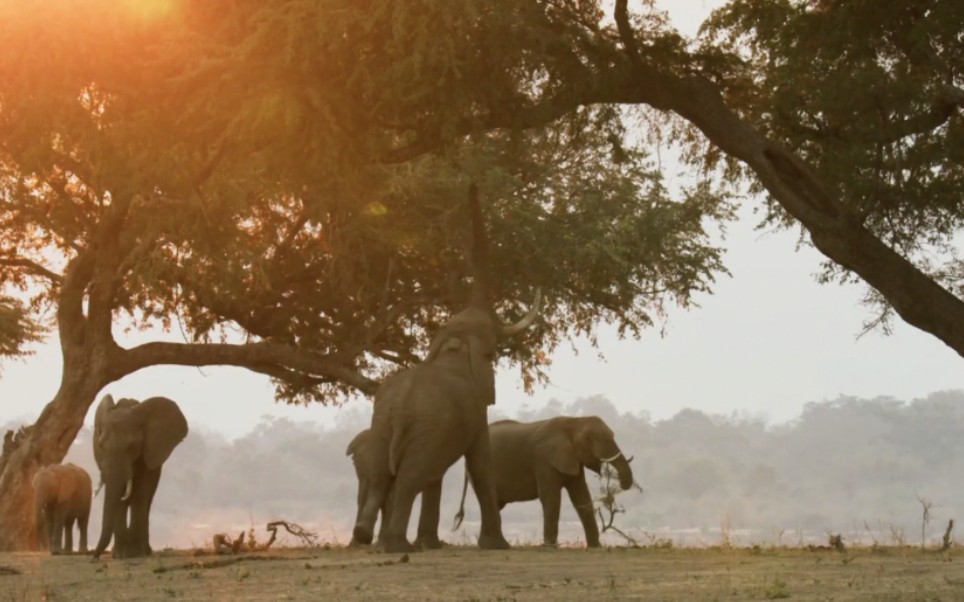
[205,520,319,555]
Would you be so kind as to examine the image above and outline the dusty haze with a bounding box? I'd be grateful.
[6,390,963,551]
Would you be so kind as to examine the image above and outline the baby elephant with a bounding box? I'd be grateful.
[456,416,634,548]
[32,462,92,554]
[346,428,444,549]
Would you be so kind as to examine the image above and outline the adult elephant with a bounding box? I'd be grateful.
[354,185,541,553]
[32,462,92,554]
[91,395,188,559]
[346,426,443,549]
[454,416,635,548]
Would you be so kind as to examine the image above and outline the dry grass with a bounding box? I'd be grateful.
[2,544,964,601]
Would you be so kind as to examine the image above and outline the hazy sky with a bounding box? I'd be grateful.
[1,0,961,438]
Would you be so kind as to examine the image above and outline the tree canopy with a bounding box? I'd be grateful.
[704,0,963,329]
[0,0,727,402]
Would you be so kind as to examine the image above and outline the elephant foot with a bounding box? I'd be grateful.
[382,535,415,554]
[586,540,601,549]
[351,527,374,546]
[540,541,559,549]
[415,536,444,550]
[478,533,511,550]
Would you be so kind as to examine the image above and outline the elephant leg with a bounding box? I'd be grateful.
[382,468,419,554]
[375,482,394,547]
[353,474,390,546]
[129,467,161,557]
[50,509,66,555]
[78,512,89,554]
[537,479,562,547]
[414,480,443,550]
[565,476,601,548]
[465,439,510,550]
[350,477,371,546]
[63,517,75,554]
[39,506,52,552]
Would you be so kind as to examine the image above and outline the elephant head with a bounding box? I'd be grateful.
[535,416,634,491]
[424,184,541,405]
[92,394,188,558]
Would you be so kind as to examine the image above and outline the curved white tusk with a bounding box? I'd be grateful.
[600,452,623,463]
[120,479,133,502]
[93,481,104,498]
[499,289,542,337]
[626,455,635,463]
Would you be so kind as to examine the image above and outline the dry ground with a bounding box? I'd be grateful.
[2,545,964,601]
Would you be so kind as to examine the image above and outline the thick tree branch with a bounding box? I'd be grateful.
[0,257,63,284]
[56,253,95,349]
[115,340,378,396]
[86,193,137,348]
[877,84,964,144]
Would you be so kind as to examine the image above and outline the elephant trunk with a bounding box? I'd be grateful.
[93,463,132,558]
[92,486,116,558]
[607,452,634,491]
[468,337,496,406]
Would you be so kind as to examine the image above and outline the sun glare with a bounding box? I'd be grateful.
[121,0,178,23]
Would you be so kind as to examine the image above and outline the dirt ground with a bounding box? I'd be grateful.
[2,545,964,601]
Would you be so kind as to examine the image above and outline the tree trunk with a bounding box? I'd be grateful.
[0,358,109,551]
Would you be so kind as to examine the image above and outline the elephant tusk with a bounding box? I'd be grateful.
[600,452,623,463]
[499,289,542,337]
[120,479,133,502]
[93,481,104,498]
[626,455,634,463]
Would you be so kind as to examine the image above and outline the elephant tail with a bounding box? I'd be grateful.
[452,461,470,531]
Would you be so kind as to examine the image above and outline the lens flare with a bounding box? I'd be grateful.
[122,0,178,23]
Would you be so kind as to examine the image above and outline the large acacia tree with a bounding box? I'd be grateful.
[0,0,960,550]
[0,1,726,549]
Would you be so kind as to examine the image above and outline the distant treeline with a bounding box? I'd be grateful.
[6,390,964,548]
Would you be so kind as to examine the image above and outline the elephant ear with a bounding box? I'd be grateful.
[138,397,188,470]
[533,422,580,476]
[346,430,369,457]
[93,394,117,472]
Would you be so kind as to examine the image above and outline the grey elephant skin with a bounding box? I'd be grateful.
[32,462,92,554]
[351,186,540,553]
[346,426,442,549]
[92,395,188,559]
[456,416,634,548]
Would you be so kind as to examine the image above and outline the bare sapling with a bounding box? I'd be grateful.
[595,463,642,546]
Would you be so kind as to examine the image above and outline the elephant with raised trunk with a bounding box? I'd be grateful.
[92,395,188,559]
[32,462,92,554]
[455,416,635,548]
[353,185,541,553]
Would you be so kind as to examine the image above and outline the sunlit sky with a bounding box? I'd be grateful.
[1,0,961,439]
